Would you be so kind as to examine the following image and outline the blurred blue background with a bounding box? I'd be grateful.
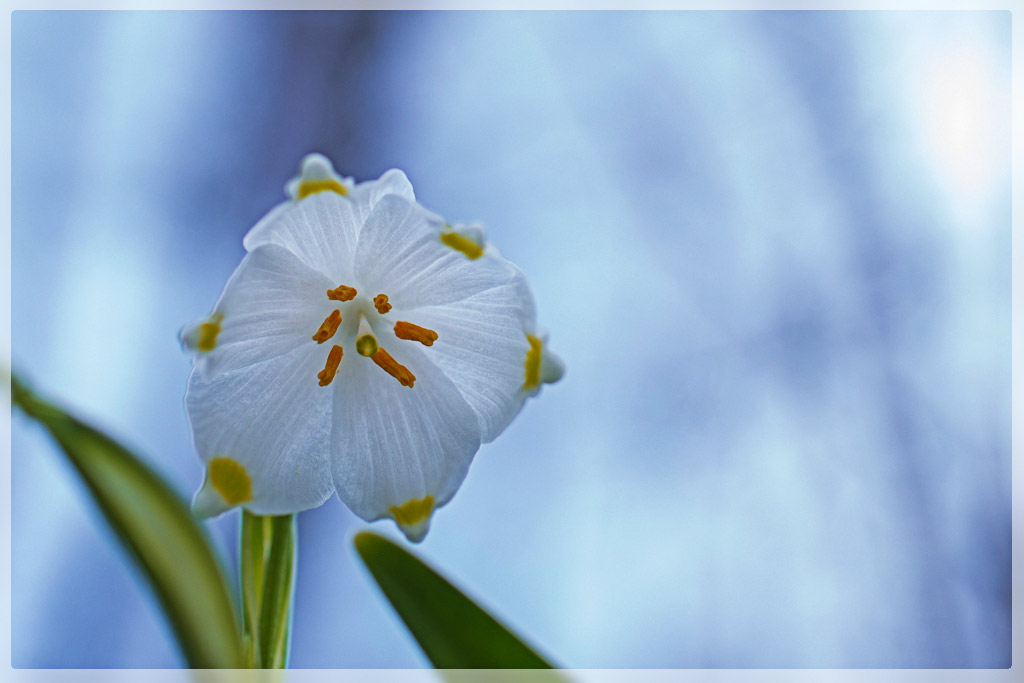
[11,10,1010,668]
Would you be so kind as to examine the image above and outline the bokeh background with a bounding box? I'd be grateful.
[10,10,1010,668]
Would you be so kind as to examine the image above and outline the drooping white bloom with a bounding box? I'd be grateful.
[181,154,563,542]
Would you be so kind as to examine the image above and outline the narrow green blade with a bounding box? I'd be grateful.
[354,531,555,669]
[241,511,296,668]
[12,376,245,668]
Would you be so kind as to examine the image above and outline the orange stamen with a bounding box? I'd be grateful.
[327,285,358,302]
[372,348,416,388]
[394,321,438,347]
[373,294,392,314]
[317,345,343,386]
[312,309,342,343]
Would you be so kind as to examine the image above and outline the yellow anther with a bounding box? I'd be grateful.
[522,334,543,391]
[394,321,438,347]
[327,285,358,302]
[312,309,342,344]
[373,294,392,314]
[372,348,416,387]
[440,229,484,260]
[296,178,348,199]
[318,345,344,386]
[208,457,252,505]
[390,495,435,527]
[197,313,224,353]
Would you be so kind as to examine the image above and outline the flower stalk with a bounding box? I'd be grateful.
[240,511,297,668]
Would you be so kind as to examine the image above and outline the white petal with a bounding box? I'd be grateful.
[329,341,480,542]
[403,267,538,442]
[244,168,417,278]
[183,244,335,379]
[354,194,523,310]
[242,192,362,281]
[186,343,335,516]
[350,168,416,207]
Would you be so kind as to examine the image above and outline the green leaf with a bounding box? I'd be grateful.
[241,511,296,668]
[354,531,556,669]
[12,375,245,668]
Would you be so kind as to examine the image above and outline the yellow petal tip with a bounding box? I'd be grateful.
[195,313,224,353]
[390,495,435,542]
[522,334,543,391]
[208,456,253,506]
[440,229,484,260]
[296,177,348,199]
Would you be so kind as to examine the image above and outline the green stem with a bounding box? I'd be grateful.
[240,510,297,668]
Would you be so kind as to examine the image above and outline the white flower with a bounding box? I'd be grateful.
[181,154,563,542]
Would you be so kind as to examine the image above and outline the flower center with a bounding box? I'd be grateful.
[309,284,438,389]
